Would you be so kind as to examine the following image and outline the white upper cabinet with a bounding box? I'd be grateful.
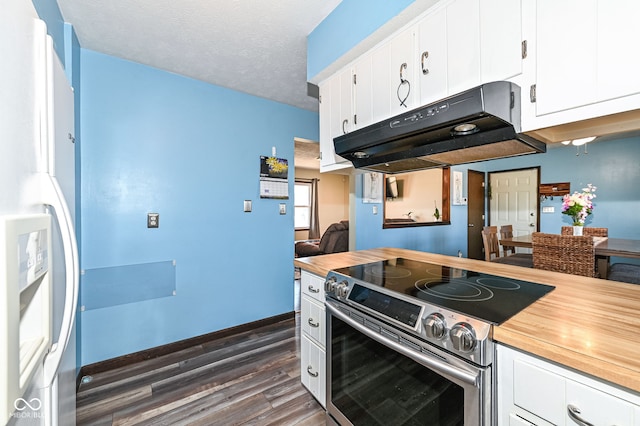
[388,27,417,116]
[480,0,523,83]
[597,1,640,102]
[319,73,351,172]
[446,0,481,94]
[417,5,448,106]
[535,0,640,117]
[535,1,597,116]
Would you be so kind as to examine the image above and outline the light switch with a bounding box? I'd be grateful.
[244,200,252,212]
[542,206,555,213]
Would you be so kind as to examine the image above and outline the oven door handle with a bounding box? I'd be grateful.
[327,303,480,386]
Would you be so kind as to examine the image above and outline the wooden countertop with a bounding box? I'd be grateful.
[295,248,640,394]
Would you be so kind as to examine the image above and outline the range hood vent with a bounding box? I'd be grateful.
[334,81,546,174]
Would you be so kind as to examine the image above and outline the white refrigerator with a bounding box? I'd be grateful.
[1,0,79,425]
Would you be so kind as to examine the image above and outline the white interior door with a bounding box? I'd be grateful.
[489,169,538,251]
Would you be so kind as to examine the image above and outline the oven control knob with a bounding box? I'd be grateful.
[450,322,477,353]
[324,276,337,293]
[336,281,349,298]
[423,313,447,339]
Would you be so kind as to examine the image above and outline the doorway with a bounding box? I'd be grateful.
[467,170,485,260]
[488,168,540,250]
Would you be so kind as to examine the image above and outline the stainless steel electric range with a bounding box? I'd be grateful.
[324,257,554,426]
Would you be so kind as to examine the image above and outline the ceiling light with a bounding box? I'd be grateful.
[571,136,596,146]
[561,140,571,145]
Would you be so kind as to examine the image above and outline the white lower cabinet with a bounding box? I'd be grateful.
[498,344,640,425]
[300,334,326,408]
[300,271,326,407]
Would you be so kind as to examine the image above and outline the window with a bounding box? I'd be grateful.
[294,181,312,230]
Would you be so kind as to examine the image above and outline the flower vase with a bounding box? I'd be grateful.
[573,225,583,236]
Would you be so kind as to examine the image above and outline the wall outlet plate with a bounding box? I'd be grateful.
[147,213,159,228]
[244,200,252,212]
[279,204,286,215]
[542,206,555,213]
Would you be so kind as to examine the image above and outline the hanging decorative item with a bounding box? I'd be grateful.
[397,62,410,108]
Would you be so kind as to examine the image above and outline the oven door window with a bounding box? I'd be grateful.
[331,316,464,426]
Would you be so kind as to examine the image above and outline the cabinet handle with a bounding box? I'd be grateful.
[342,119,349,134]
[308,285,319,293]
[399,62,408,83]
[567,404,595,426]
[308,318,320,328]
[397,62,410,108]
[421,51,429,75]
[307,365,319,377]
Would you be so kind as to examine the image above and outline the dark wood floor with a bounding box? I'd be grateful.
[76,313,325,425]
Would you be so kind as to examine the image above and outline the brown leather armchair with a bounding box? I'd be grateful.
[295,220,349,257]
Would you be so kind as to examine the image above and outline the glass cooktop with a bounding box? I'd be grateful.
[332,257,555,324]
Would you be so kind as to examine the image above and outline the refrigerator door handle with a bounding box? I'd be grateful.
[41,172,79,386]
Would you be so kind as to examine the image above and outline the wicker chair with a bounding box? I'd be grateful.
[532,232,596,277]
[499,225,516,256]
[561,227,609,275]
[560,226,608,237]
[482,226,533,267]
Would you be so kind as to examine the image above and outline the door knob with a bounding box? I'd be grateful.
[468,224,474,227]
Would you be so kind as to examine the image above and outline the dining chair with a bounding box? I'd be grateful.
[561,226,609,275]
[560,226,608,237]
[532,232,596,277]
[482,226,533,267]
[499,225,516,256]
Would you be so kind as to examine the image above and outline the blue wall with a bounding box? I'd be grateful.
[307,0,415,79]
[79,50,318,365]
[354,138,640,258]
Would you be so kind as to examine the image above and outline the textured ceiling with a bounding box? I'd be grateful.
[57,0,342,112]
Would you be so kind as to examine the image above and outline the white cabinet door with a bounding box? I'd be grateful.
[371,43,391,123]
[388,26,416,116]
[319,70,353,171]
[597,1,640,102]
[446,0,481,94]
[417,6,448,106]
[330,68,353,140]
[301,295,325,347]
[480,0,523,83]
[353,54,373,129]
[565,380,634,426]
[535,1,597,115]
[300,334,326,408]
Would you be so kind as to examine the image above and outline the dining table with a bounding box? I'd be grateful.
[499,234,640,279]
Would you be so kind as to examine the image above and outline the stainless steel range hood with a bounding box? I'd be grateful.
[334,81,546,174]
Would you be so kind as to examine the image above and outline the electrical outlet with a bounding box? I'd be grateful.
[147,213,159,228]
[279,204,286,215]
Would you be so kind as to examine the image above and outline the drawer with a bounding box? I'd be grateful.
[301,271,325,303]
[301,294,325,347]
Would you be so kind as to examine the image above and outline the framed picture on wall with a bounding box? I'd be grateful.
[363,172,383,203]
[453,170,463,205]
